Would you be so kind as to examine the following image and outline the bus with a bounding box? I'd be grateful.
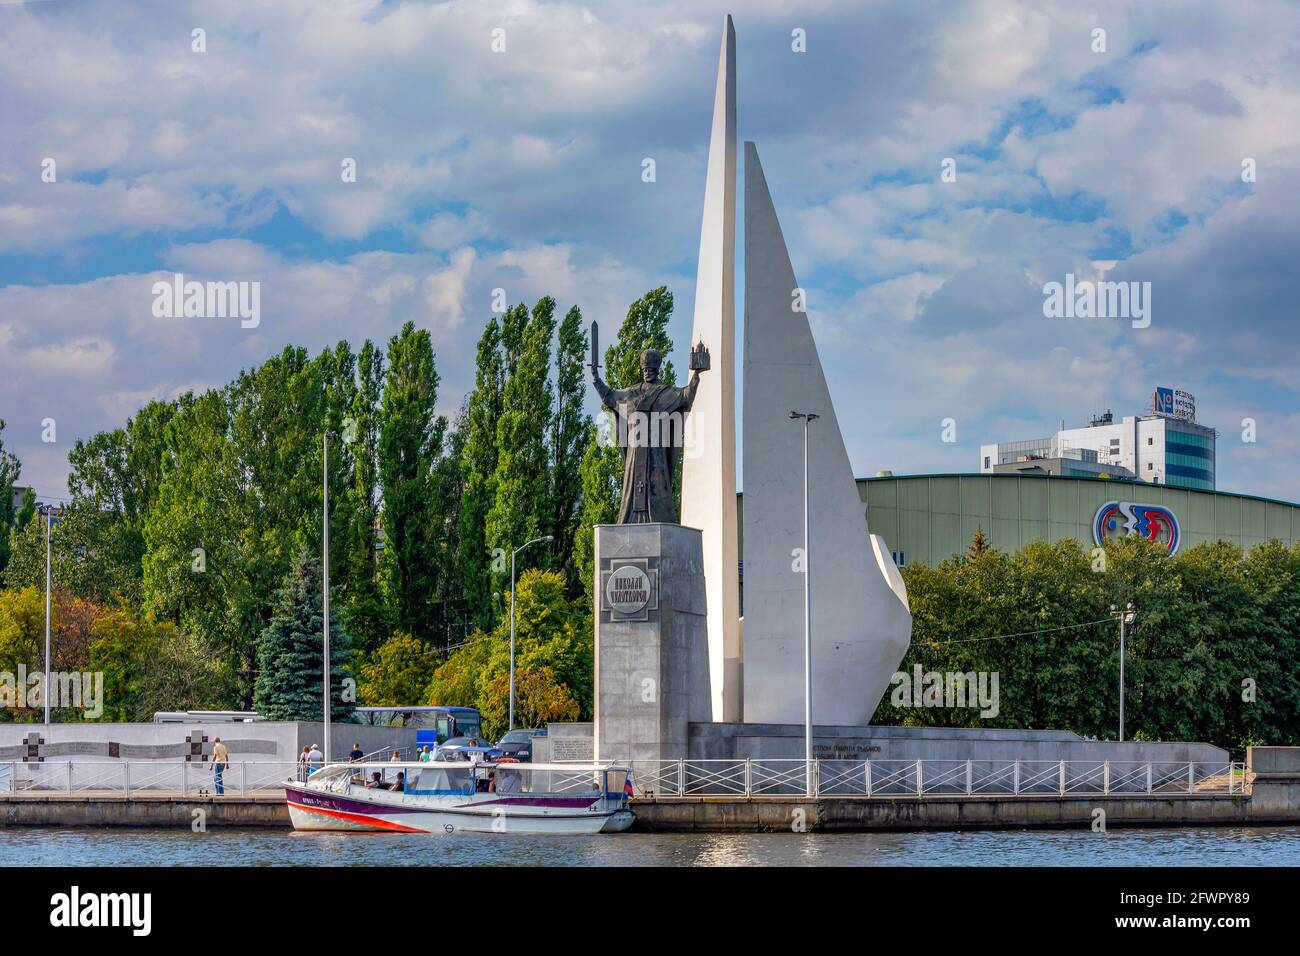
[353,706,484,749]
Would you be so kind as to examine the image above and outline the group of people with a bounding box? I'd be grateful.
[295,743,324,782]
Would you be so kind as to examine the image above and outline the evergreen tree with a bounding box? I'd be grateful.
[378,322,446,642]
[573,287,676,600]
[549,305,590,593]
[486,297,557,592]
[458,318,504,632]
[253,547,354,721]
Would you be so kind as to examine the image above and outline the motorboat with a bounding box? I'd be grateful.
[284,760,634,835]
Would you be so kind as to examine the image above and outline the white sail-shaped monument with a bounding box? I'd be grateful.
[680,15,743,723]
[741,141,912,726]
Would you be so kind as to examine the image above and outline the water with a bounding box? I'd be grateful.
[3,825,1298,866]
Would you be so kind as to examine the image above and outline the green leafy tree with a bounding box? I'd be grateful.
[358,631,440,707]
[0,419,23,578]
[253,547,354,721]
[459,317,504,632]
[424,568,591,738]
[90,605,224,721]
[487,298,557,593]
[341,340,387,652]
[378,322,447,642]
[549,305,590,594]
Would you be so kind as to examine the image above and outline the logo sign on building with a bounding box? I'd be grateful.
[1153,386,1196,422]
[1093,501,1181,555]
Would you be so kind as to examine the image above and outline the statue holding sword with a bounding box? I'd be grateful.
[589,320,710,525]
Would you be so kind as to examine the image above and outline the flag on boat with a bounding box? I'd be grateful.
[624,771,635,798]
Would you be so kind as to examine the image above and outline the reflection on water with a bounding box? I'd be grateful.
[3,825,1299,867]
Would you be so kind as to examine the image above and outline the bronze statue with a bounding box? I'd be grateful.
[590,322,709,524]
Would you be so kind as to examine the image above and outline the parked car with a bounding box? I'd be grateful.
[496,729,545,762]
[434,737,503,762]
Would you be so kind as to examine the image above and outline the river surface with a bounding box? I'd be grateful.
[2,825,1298,866]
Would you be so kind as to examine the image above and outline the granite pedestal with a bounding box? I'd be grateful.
[593,523,711,763]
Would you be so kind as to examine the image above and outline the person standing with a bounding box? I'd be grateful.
[211,737,229,795]
[297,746,311,782]
[307,743,324,776]
[349,742,364,762]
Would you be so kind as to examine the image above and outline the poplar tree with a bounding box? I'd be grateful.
[549,305,590,593]
[458,318,504,632]
[486,297,557,592]
[378,321,446,641]
[342,339,387,652]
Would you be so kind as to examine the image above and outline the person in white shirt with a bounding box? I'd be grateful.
[306,743,324,775]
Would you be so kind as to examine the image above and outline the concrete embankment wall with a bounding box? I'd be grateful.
[2,747,1295,832]
[0,795,289,827]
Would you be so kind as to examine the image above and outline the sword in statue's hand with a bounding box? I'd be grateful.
[589,320,602,380]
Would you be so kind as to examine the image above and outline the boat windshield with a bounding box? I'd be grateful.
[408,765,475,794]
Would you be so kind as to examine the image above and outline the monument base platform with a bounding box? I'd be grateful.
[593,523,711,764]
[687,722,1227,764]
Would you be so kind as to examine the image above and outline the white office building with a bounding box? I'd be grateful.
[980,388,1216,491]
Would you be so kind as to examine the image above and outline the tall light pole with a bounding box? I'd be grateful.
[1110,602,1136,741]
[39,504,53,725]
[510,535,553,731]
[322,431,338,764]
[790,411,819,796]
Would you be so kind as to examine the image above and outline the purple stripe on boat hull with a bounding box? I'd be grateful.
[285,785,604,816]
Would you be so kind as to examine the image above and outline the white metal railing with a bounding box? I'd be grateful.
[625,759,1248,799]
[0,760,298,797]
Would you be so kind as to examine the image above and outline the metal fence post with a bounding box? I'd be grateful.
[241,762,248,796]
[865,760,873,797]
[812,759,820,798]
[1146,763,1152,795]
[915,759,923,798]
[1187,763,1195,794]
[744,759,752,798]
[180,758,188,798]
[965,759,972,796]
[123,762,130,797]
[1013,760,1020,795]
[677,759,685,797]
[1103,761,1110,795]
[1058,760,1065,796]
[66,761,73,795]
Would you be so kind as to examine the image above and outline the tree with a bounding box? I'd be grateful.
[574,287,676,601]
[486,298,557,593]
[89,605,223,721]
[458,318,504,632]
[253,547,354,721]
[0,419,23,578]
[549,305,590,594]
[341,339,387,652]
[358,631,440,707]
[378,321,446,642]
[423,568,591,739]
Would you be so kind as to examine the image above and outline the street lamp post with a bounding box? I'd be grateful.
[1110,602,1136,741]
[322,431,338,765]
[39,504,53,725]
[509,535,553,731]
[790,411,819,796]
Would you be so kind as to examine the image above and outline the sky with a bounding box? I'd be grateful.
[1,0,1297,504]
